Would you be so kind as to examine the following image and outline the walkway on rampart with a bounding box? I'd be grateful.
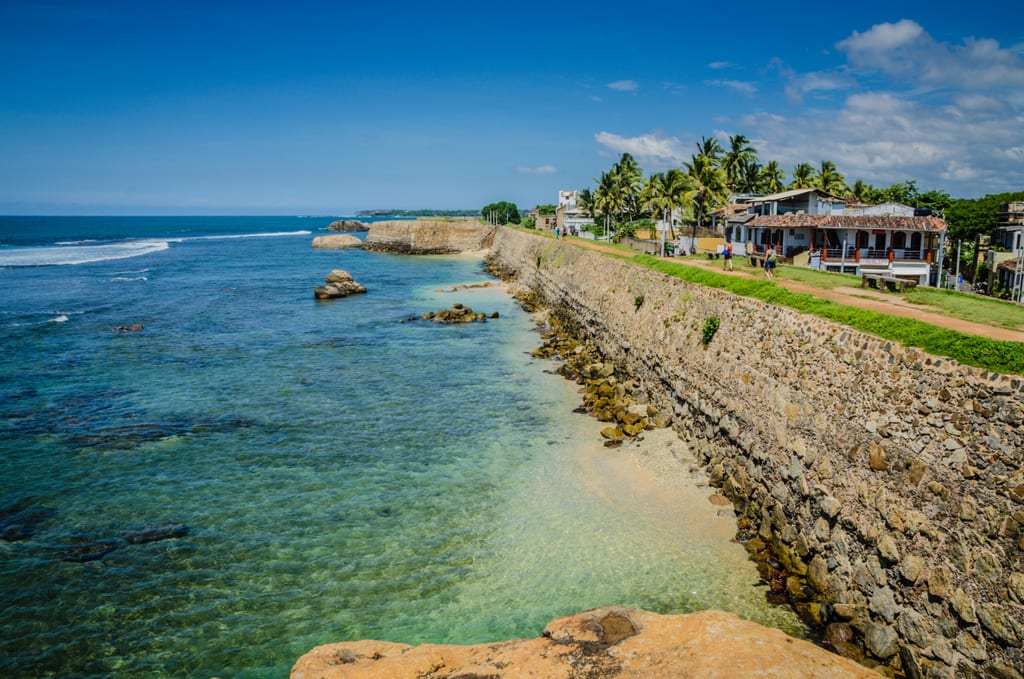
[562,237,1024,343]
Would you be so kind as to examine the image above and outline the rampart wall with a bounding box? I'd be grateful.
[490,228,1024,678]
[363,220,495,254]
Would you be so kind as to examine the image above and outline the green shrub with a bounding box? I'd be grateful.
[701,317,720,346]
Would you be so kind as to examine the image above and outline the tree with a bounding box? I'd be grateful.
[850,179,877,203]
[723,134,757,195]
[917,190,952,216]
[684,150,728,232]
[577,187,596,217]
[735,158,763,194]
[536,204,557,215]
[611,153,644,222]
[945,192,1024,240]
[789,162,816,189]
[641,169,695,240]
[759,161,786,193]
[815,160,847,195]
[481,201,520,224]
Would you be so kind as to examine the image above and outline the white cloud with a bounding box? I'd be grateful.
[837,19,924,55]
[516,165,557,174]
[783,71,855,104]
[594,131,687,167]
[607,80,639,92]
[708,61,734,70]
[706,80,758,96]
[836,19,1024,90]
[739,21,1024,196]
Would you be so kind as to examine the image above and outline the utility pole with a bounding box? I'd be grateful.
[1014,238,1024,303]
[954,240,961,290]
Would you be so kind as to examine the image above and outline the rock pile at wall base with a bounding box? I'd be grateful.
[290,607,878,679]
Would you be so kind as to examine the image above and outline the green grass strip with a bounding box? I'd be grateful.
[632,254,1024,375]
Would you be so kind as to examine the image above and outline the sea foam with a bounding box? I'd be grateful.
[0,240,170,267]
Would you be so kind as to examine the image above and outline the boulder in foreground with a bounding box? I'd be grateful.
[312,234,363,249]
[314,270,367,299]
[290,607,878,679]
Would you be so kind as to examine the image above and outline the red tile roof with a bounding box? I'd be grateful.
[747,214,946,232]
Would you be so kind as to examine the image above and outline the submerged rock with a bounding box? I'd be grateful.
[291,607,879,678]
[62,540,118,563]
[123,523,189,544]
[0,497,54,542]
[315,270,367,299]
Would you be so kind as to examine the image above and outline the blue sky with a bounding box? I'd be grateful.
[2,1,1023,215]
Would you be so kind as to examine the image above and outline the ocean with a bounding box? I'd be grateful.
[0,216,804,678]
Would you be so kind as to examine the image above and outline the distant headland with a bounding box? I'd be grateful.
[355,209,479,218]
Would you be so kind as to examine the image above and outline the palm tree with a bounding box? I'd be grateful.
[577,187,596,218]
[594,170,624,237]
[642,172,667,220]
[735,158,762,194]
[696,136,723,161]
[850,179,874,203]
[611,153,644,222]
[789,162,816,189]
[642,169,696,240]
[758,160,785,194]
[684,151,728,235]
[816,160,847,196]
[723,134,757,195]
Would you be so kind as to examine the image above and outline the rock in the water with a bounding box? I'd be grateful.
[291,607,879,678]
[0,498,54,542]
[325,219,369,232]
[62,540,118,563]
[315,270,367,299]
[312,234,363,249]
[417,303,491,323]
[123,523,189,545]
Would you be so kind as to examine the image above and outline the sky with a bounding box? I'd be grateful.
[1,0,1023,215]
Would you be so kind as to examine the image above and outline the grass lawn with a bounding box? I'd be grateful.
[631,254,1024,375]
[900,288,1024,331]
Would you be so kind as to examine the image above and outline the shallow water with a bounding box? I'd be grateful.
[0,217,804,678]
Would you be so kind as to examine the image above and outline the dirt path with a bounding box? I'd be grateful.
[559,237,1024,343]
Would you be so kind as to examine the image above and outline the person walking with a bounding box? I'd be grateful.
[764,247,777,280]
[722,241,734,271]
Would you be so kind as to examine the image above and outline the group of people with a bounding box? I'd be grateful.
[718,242,777,279]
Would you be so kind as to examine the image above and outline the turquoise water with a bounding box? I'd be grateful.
[0,217,804,677]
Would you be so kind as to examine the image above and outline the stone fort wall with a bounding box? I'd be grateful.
[490,228,1024,678]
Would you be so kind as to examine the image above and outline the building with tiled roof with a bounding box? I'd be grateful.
[728,188,946,285]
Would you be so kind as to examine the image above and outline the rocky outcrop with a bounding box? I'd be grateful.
[326,219,369,232]
[363,220,496,254]
[409,303,497,324]
[312,234,363,249]
[486,228,1024,677]
[290,607,878,678]
[314,270,367,299]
